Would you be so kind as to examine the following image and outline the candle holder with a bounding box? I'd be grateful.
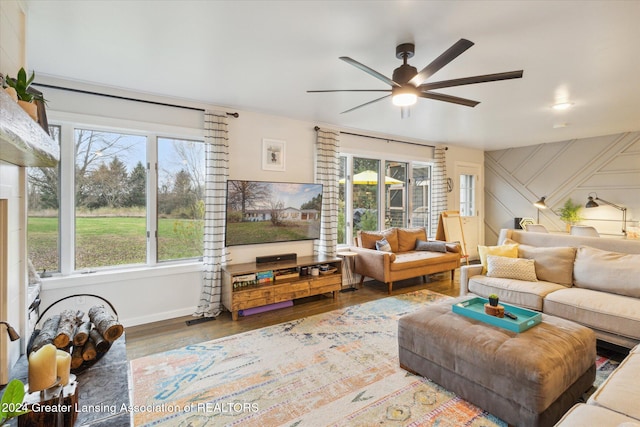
[27,376,60,396]
[21,376,79,427]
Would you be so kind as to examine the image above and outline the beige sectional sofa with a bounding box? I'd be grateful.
[460,229,640,349]
[555,344,640,426]
[350,227,461,294]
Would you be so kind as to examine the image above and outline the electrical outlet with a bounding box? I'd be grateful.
[76,296,85,306]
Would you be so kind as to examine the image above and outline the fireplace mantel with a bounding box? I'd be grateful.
[0,89,59,167]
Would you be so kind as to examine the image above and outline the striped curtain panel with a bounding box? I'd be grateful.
[431,145,448,237]
[193,111,229,318]
[314,128,340,257]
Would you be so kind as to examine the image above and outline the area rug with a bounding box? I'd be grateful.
[130,290,618,427]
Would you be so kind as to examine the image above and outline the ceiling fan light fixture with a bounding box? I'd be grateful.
[392,92,417,106]
[392,86,418,106]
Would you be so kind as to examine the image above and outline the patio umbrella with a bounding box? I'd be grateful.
[339,170,403,185]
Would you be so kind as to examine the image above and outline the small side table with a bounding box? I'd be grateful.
[337,251,358,292]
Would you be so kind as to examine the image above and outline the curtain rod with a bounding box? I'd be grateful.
[314,126,434,149]
[32,82,239,118]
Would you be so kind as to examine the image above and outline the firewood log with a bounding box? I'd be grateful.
[71,345,84,369]
[73,321,91,346]
[88,305,123,343]
[54,309,83,348]
[89,328,111,353]
[82,337,97,361]
[30,315,61,354]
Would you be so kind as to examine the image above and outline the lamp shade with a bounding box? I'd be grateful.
[584,193,627,235]
[533,197,547,209]
[1,321,20,341]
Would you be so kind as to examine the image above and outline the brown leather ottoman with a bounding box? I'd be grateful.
[398,297,596,427]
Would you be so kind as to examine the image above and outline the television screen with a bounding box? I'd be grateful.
[225,180,323,246]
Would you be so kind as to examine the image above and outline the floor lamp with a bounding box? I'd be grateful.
[586,193,627,236]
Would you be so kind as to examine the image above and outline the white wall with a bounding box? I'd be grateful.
[0,162,25,383]
[0,0,27,384]
[35,77,486,327]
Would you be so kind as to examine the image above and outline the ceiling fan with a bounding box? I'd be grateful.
[308,39,523,116]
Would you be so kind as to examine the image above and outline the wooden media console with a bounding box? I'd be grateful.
[222,255,343,320]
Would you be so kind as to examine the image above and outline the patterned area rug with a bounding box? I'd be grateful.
[130,290,619,426]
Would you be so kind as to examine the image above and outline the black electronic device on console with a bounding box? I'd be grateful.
[256,253,297,264]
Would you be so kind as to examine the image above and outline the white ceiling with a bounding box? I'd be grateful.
[25,0,640,151]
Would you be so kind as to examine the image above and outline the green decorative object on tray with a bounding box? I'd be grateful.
[453,297,542,333]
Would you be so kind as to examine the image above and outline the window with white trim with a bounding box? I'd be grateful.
[27,122,205,275]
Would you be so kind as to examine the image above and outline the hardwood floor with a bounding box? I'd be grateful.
[125,270,462,360]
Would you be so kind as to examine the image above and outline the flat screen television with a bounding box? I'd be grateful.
[225,179,323,246]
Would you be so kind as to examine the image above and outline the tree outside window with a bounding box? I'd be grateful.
[74,129,147,270]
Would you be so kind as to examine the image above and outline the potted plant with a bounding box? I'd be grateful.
[3,68,46,121]
[558,199,583,232]
[0,379,29,426]
[488,293,499,307]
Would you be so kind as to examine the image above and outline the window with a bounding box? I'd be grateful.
[385,161,408,228]
[27,125,61,274]
[26,120,205,276]
[411,163,431,232]
[157,137,204,261]
[74,129,147,270]
[339,154,432,245]
[460,174,475,217]
[352,157,380,234]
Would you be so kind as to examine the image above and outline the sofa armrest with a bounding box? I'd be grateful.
[460,264,484,296]
[348,246,395,282]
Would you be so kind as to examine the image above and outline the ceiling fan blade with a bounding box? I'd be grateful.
[418,70,524,91]
[340,57,401,88]
[409,38,474,86]
[419,91,480,107]
[307,89,392,93]
[341,94,392,114]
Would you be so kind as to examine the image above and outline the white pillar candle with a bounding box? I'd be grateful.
[56,350,71,386]
[28,344,57,392]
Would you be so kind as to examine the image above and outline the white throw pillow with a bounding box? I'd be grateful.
[486,255,538,281]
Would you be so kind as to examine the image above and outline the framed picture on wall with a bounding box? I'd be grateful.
[262,139,286,171]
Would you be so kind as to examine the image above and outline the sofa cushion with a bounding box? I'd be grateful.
[555,404,640,427]
[467,275,566,311]
[478,244,519,274]
[486,255,538,281]
[573,246,640,298]
[516,244,576,286]
[544,288,640,340]
[397,227,427,252]
[587,346,640,420]
[359,228,399,252]
[389,251,459,271]
[415,239,447,253]
[375,238,392,252]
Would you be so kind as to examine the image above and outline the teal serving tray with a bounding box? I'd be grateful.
[452,297,542,333]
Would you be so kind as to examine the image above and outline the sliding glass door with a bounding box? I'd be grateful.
[339,155,432,246]
[352,157,380,235]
